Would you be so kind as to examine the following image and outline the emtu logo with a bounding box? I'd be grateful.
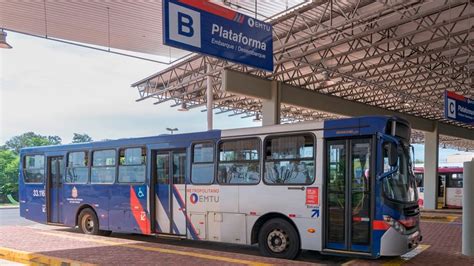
[190,193,199,204]
[169,2,201,48]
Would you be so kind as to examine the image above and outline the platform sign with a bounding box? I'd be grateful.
[444,91,474,125]
[163,0,273,72]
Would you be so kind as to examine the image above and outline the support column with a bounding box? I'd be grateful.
[423,123,439,210]
[206,64,213,131]
[463,159,474,256]
[261,80,281,126]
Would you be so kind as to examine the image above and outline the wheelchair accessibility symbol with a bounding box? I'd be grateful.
[137,187,145,198]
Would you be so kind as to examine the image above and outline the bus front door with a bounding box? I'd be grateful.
[325,139,372,254]
[154,149,187,235]
[47,156,64,224]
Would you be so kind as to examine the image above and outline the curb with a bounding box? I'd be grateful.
[0,246,94,266]
[421,210,462,215]
[421,215,458,222]
[0,206,19,209]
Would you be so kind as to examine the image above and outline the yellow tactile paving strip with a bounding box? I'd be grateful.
[0,246,95,266]
[39,231,272,266]
[382,244,430,266]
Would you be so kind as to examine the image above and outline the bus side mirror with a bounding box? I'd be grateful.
[388,143,398,167]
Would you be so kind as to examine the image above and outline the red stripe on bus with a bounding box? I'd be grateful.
[373,220,390,230]
[178,0,237,21]
[172,184,201,240]
[130,186,151,235]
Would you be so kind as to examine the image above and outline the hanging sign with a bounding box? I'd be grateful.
[163,0,274,72]
[445,91,474,125]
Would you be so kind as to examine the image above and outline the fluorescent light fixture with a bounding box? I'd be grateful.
[178,102,189,111]
[253,113,261,122]
[0,30,12,49]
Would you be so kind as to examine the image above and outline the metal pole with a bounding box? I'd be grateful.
[463,158,474,256]
[206,64,213,131]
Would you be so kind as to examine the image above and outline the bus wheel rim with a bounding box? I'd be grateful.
[267,229,288,253]
[82,214,94,232]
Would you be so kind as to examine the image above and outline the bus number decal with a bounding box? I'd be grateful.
[32,189,45,197]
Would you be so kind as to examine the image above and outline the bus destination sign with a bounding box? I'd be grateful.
[445,90,474,125]
[163,0,274,72]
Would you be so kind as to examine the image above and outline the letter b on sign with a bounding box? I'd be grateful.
[169,2,201,48]
[178,12,193,37]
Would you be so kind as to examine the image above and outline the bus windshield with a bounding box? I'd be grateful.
[382,145,417,203]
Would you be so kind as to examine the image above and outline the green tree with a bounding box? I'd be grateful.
[0,150,20,200]
[72,133,93,143]
[5,132,62,154]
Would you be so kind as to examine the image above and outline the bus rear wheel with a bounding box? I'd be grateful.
[258,218,301,260]
[78,208,111,236]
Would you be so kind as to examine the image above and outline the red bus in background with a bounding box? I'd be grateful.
[414,167,463,208]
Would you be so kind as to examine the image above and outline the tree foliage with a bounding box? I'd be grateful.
[1,132,63,201]
[5,132,62,154]
[0,150,20,199]
[72,133,93,143]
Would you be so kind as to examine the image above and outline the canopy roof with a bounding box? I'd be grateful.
[0,0,308,62]
[132,0,473,150]
[1,0,472,150]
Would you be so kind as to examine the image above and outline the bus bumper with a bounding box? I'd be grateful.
[380,228,422,256]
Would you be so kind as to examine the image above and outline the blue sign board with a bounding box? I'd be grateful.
[445,90,474,125]
[163,0,273,72]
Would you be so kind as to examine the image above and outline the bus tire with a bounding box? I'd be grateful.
[258,218,301,260]
[78,208,100,235]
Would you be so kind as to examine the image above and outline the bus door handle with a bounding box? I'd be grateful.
[288,187,305,191]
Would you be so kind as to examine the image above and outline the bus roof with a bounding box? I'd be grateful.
[20,115,403,154]
[19,130,221,154]
[223,116,405,138]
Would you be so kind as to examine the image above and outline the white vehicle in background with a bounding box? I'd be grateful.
[415,166,463,208]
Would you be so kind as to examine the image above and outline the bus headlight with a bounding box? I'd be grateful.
[383,215,406,234]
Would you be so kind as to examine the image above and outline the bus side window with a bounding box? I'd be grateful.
[191,142,214,184]
[449,173,463,188]
[217,138,260,185]
[118,147,146,183]
[24,155,45,183]
[91,149,116,184]
[65,151,89,184]
[264,134,315,185]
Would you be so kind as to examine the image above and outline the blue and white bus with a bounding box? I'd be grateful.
[19,116,421,259]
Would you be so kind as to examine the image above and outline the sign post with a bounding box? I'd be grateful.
[163,0,273,72]
[444,91,474,125]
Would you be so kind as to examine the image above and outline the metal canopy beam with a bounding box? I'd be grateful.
[132,0,473,150]
[223,69,474,140]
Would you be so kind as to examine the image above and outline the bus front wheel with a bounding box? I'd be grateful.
[78,208,111,236]
[258,218,301,260]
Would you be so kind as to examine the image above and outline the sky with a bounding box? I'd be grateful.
[0,32,255,144]
[0,31,472,163]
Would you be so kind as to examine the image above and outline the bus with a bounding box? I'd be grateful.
[415,167,463,209]
[19,116,421,259]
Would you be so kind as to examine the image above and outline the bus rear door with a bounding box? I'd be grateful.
[153,149,187,235]
[325,138,372,254]
[47,156,64,224]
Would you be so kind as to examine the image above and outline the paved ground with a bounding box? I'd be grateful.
[0,208,472,265]
[0,208,36,227]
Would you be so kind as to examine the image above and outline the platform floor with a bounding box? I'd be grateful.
[0,209,472,265]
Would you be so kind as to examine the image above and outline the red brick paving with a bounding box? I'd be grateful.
[406,219,474,266]
[1,218,473,265]
[0,226,312,265]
